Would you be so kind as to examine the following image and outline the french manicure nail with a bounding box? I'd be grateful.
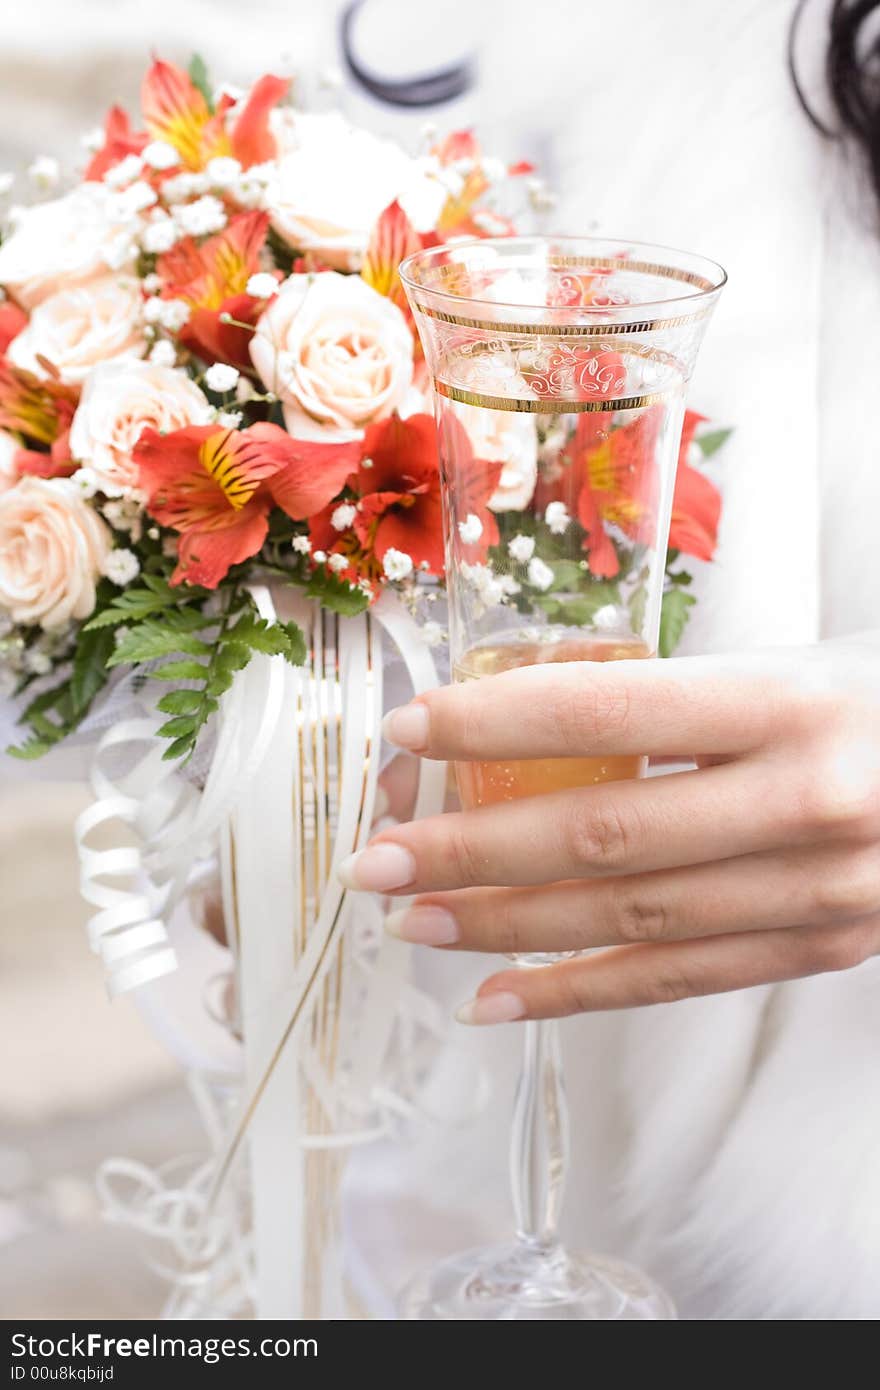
[385,905,459,945]
[337,843,416,892]
[382,703,430,751]
[455,991,527,1026]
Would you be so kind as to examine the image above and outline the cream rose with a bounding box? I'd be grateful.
[7,275,147,386]
[0,183,136,309]
[250,272,415,441]
[456,403,538,511]
[270,111,446,270]
[0,477,112,629]
[0,431,20,495]
[69,359,213,496]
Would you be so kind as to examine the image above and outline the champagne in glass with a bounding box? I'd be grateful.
[454,634,651,808]
[400,235,725,1319]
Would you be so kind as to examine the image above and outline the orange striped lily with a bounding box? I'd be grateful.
[156,210,271,368]
[361,200,427,315]
[134,422,361,588]
[84,106,149,181]
[0,360,78,474]
[141,59,289,172]
[568,406,663,578]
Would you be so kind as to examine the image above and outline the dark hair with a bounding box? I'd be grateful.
[339,1,474,108]
[791,0,880,211]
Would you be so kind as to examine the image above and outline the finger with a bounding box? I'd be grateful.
[376,753,419,823]
[454,918,880,1022]
[381,651,789,761]
[340,760,837,894]
[384,845,880,952]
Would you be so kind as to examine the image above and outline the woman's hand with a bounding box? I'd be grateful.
[338,639,880,1023]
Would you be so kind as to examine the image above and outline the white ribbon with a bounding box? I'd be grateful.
[97,1075,254,1320]
[83,589,486,1318]
[74,585,285,998]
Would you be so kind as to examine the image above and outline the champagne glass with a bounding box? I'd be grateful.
[398,235,725,1320]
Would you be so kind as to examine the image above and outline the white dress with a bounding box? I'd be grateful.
[345,0,880,1320]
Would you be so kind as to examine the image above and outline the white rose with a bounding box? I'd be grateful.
[0,431,19,495]
[455,403,538,511]
[0,476,112,629]
[0,183,136,309]
[250,272,415,441]
[7,275,147,386]
[69,359,212,497]
[270,111,446,270]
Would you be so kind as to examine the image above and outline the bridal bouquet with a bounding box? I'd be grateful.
[0,56,729,763]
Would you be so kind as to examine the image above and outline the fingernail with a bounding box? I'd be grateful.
[385,905,459,945]
[337,843,416,892]
[455,991,527,1026]
[382,703,429,751]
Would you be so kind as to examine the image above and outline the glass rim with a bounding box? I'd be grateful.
[399,233,727,327]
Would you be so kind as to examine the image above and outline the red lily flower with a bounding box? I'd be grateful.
[0,360,78,474]
[0,301,28,355]
[308,414,454,586]
[436,409,504,561]
[432,129,513,238]
[156,210,270,369]
[568,405,663,578]
[135,422,361,588]
[669,411,721,560]
[361,201,427,317]
[84,107,149,182]
[563,405,722,576]
[141,59,288,173]
[229,74,290,168]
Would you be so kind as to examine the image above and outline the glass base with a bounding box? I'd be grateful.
[398,1242,677,1321]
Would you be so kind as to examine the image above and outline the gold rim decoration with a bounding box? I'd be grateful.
[435,380,675,414]
[417,302,712,338]
[421,252,716,291]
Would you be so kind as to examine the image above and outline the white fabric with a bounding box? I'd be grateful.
[345,0,880,1321]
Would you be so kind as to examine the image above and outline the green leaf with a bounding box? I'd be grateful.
[206,668,234,697]
[162,734,197,761]
[140,573,177,598]
[547,559,586,593]
[533,596,562,619]
[107,621,213,668]
[156,689,205,716]
[157,713,198,739]
[163,608,219,633]
[188,53,214,112]
[206,641,252,695]
[666,569,693,587]
[659,587,696,657]
[70,625,115,717]
[628,584,647,635]
[305,570,369,616]
[695,427,732,459]
[216,640,252,673]
[7,737,54,761]
[147,659,210,682]
[226,614,294,656]
[556,593,616,625]
[279,620,307,665]
[83,584,180,629]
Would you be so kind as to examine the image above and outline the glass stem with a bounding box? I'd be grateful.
[509,1018,568,1252]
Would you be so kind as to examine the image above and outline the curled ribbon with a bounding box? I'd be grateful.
[82,589,487,1318]
[74,585,285,998]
